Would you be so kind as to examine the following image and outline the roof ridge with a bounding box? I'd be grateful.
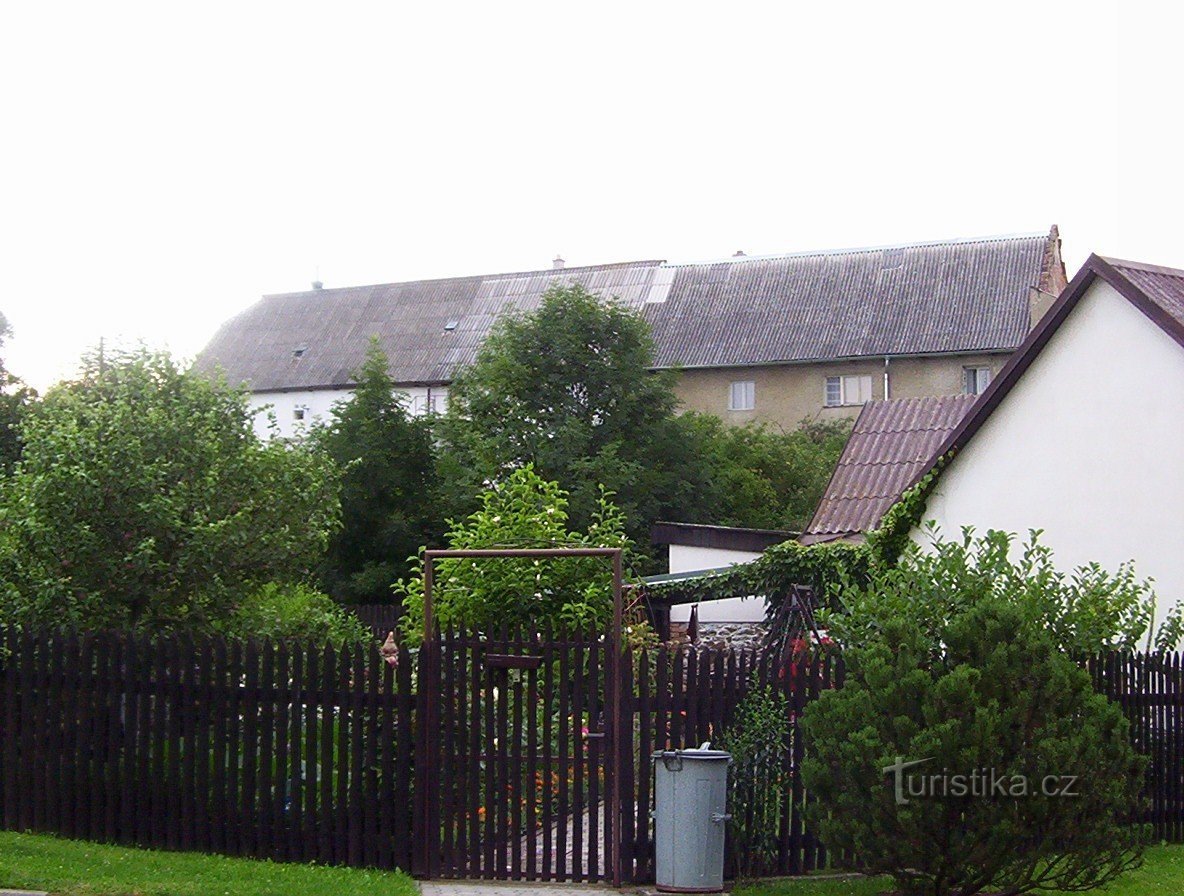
[1098,256,1184,279]
[262,259,666,299]
[662,231,1052,269]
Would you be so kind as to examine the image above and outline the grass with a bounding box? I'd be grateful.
[3,832,1181,896]
[732,845,1184,896]
[0,831,418,896]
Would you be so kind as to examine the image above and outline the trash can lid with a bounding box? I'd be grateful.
[651,748,731,761]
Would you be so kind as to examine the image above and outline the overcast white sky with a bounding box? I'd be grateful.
[2,2,1180,391]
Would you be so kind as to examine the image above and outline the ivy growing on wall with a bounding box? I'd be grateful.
[640,460,947,617]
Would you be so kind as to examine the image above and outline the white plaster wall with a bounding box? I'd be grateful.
[249,386,449,440]
[916,279,1184,621]
[668,544,767,623]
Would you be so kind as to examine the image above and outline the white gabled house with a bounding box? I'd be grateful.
[910,255,1184,618]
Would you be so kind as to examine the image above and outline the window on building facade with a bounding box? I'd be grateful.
[963,366,992,395]
[411,394,438,416]
[729,380,755,411]
[293,405,308,421]
[824,374,872,407]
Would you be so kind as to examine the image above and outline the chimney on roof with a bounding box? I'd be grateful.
[312,279,323,290]
[552,255,565,270]
[733,250,746,257]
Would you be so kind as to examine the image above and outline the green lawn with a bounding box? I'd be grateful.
[733,845,1184,896]
[0,831,418,896]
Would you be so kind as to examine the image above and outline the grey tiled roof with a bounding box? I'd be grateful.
[646,234,1049,368]
[195,232,1053,391]
[196,262,664,390]
[802,394,978,541]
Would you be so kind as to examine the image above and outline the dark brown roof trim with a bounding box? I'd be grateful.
[904,253,1184,493]
[650,521,796,553]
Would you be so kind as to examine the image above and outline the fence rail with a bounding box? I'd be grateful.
[1,629,1181,881]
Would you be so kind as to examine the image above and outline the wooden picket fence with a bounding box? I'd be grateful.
[0,627,419,869]
[1088,652,1184,842]
[1,628,1180,882]
[0,627,836,881]
[352,604,402,638]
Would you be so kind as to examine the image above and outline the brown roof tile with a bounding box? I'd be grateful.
[802,394,978,540]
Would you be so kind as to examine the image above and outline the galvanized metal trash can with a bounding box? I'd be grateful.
[652,746,732,893]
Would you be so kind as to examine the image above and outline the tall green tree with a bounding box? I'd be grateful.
[313,341,441,603]
[0,312,36,475]
[439,284,708,561]
[682,414,850,531]
[0,348,340,632]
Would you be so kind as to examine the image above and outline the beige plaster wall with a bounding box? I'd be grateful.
[671,353,1010,430]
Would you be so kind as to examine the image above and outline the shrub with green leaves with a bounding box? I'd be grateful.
[718,686,790,879]
[396,465,634,642]
[217,582,369,646]
[0,348,340,633]
[802,528,1149,896]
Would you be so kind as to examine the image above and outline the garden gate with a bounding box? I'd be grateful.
[414,548,626,884]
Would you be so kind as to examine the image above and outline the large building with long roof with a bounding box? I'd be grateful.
[196,228,1065,437]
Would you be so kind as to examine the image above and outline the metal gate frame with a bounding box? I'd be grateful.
[415,547,625,884]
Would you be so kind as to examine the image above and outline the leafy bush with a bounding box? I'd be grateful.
[219,582,369,646]
[397,465,640,642]
[802,528,1148,896]
[680,414,851,532]
[825,526,1180,654]
[718,686,789,879]
[0,348,340,633]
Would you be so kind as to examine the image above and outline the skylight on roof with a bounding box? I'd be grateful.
[444,319,459,331]
[292,345,307,358]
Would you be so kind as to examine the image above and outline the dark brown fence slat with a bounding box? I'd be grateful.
[510,633,525,881]
[336,644,352,865]
[587,634,601,882]
[465,629,482,877]
[495,633,510,880]
[273,641,291,861]
[618,641,635,884]
[376,643,394,870]
[193,637,212,853]
[1,627,19,830]
[315,644,333,864]
[362,640,379,869]
[541,632,555,879]
[302,641,320,861]
[224,639,243,856]
[176,636,194,852]
[526,634,539,880]
[441,630,457,876]
[208,638,227,854]
[570,632,583,882]
[556,637,570,882]
[394,642,414,872]
[635,646,652,882]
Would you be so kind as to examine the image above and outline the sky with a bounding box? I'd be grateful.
[2,1,1180,391]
